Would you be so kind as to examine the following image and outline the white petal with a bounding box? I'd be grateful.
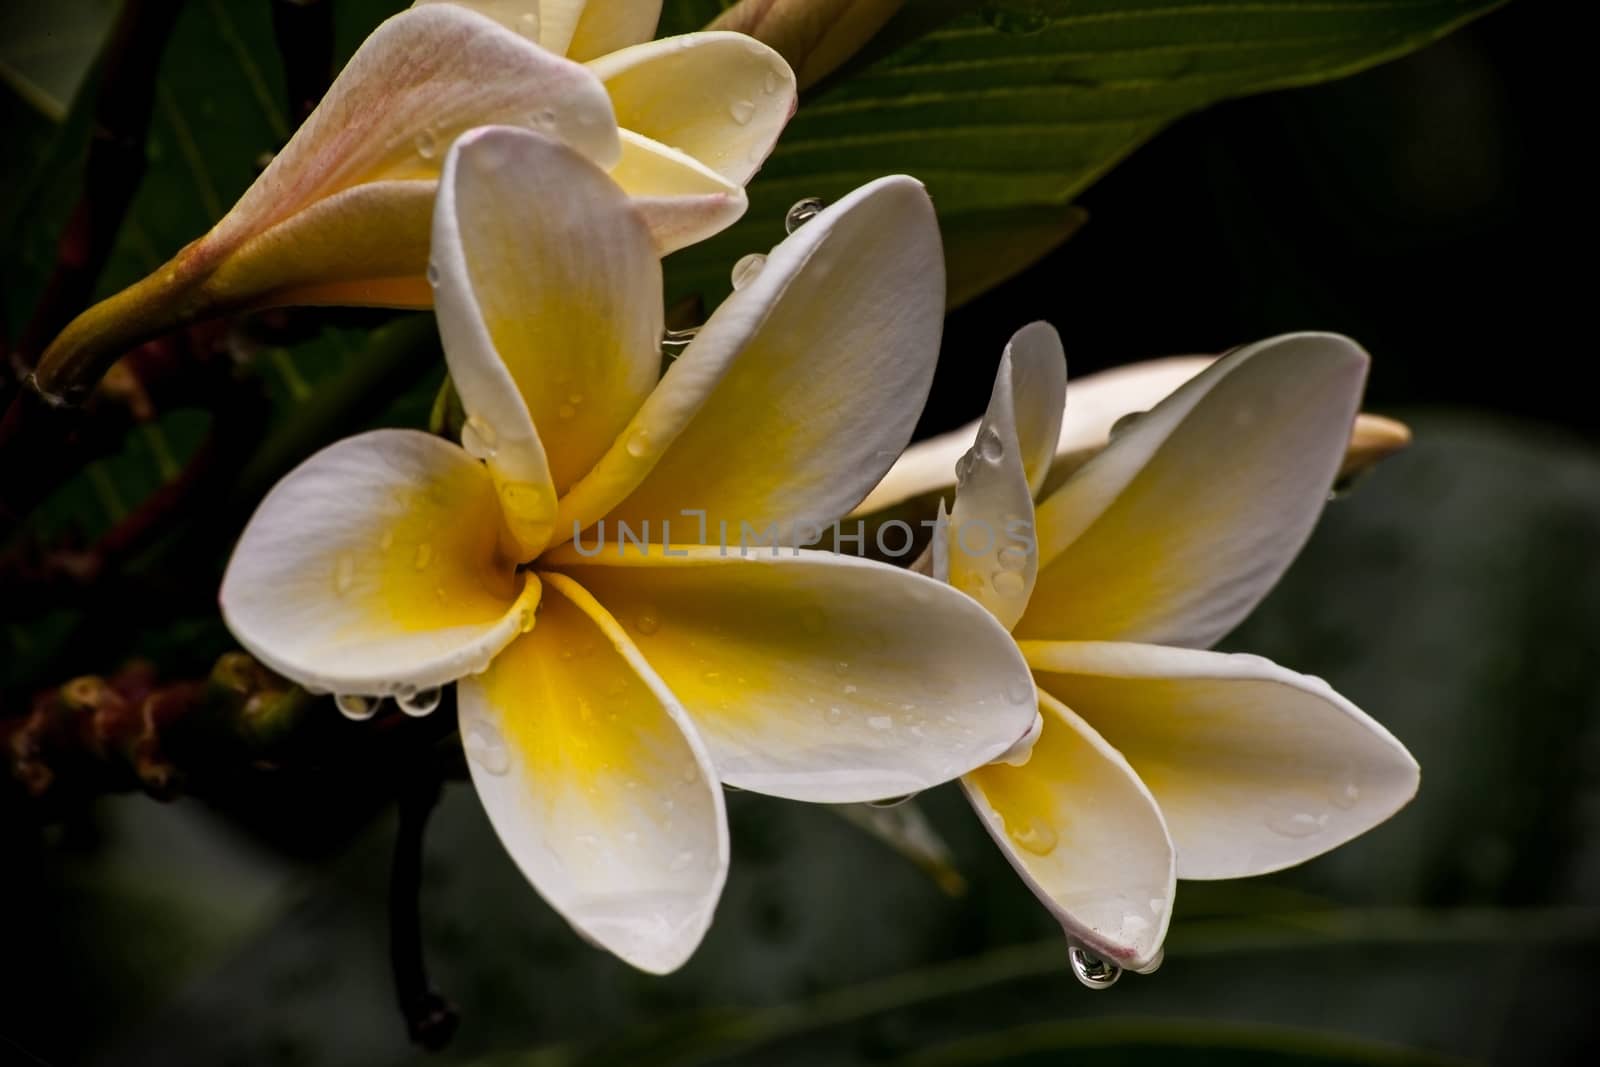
[588,32,796,184]
[1019,333,1368,648]
[220,430,535,695]
[1024,640,1421,879]
[943,323,1065,629]
[411,1,661,60]
[553,175,944,544]
[610,129,748,254]
[855,355,1210,517]
[963,691,1174,970]
[545,545,1039,803]
[459,571,727,974]
[212,5,618,268]
[431,125,661,557]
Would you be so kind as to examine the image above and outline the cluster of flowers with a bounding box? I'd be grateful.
[70,1,1419,985]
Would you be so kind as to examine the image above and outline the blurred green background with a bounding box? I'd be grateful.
[3,1,1595,1065]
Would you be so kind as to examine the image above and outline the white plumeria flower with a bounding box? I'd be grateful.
[220,127,1037,974]
[914,323,1420,978]
[37,2,794,390]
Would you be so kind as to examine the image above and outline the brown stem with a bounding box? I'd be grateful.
[390,769,459,1051]
[10,0,187,379]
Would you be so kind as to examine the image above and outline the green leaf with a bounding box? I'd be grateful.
[661,0,1505,309]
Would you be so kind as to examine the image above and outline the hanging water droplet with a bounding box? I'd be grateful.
[730,252,766,290]
[784,196,826,233]
[728,98,756,125]
[979,426,1005,463]
[516,9,541,38]
[397,686,442,717]
[335,693,379,721]
[333,553,356,595]
[660,326,699,359]
[1008,816,1058,855]
[1068,942,1121,989]
[414,128,437,160]
[991,570,1026,597]
[461,415,497,459]
[636,608,661,635]
[413,543,434,570]
[625,428,653,458]
[1005,677,1034,705]
[463,717,511,775]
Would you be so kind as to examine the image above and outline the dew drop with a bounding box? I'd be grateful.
[728,98,756,125]
[833,659,851,676]
[397,686,442,717]
[1068,942,1121,989]
[461,415,497,459]
[335,693,379,721]
[414,128,437,160]
[991,570,1026,596]
[463,717,511,775]
[333,553,356,595]
[867,714,893,731]
[997,543,1028,570]
[636,608,661,635]
[625,428,653,458]
[730,252,766,290]
[979,426,1005,463]
[1330,782,1361,810]
[824,705,845,724]
[764,68,781,93]
[842,683,859,695]
[1008,816,1058,856]
[784,196,826,234]
[413,543,434,570]
[1267,810,1328,838]
[516,9,541,38]
[1005,677,1035,705]
[518,606,536,633]
[426,262,440,287]
[701,670,723,685]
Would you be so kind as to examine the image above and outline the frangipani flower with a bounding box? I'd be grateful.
[220,126,1037,972]
[915,323,1419,977]
[856,356,1413,518]
[34,2,794,398]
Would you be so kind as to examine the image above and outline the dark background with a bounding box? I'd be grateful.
[5,2,1598,1066]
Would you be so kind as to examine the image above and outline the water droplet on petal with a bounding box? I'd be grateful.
[867,714,893,731]
[1005,677,1034,705]
[625,428,653,458]
[997,543,1028,570]
[636,608,661,635]
[333,553,356,595]
[979,426,1005,463]
[1008,816,1058,855]
[1330,782,1361,810]
[1267,810,1329,838]
[414,129,437,160]
[701,670,722,685]
[426,262,440,287]
[730,252,766,290]
[784,196,826,233]
[397,686,442,717]
[680,760,698,784]
[557,403,577,419]
[463,717,511,775]
[461,415,497,460]
[335,693,378,721]
[729,98,756,124]
[764,67,782,93]
[669,850,695,872]
[824,706,845,724]
[516,9,541,38]
[1068,942,1121,989]
[991,570,1026,597]
[413,543,434,570]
